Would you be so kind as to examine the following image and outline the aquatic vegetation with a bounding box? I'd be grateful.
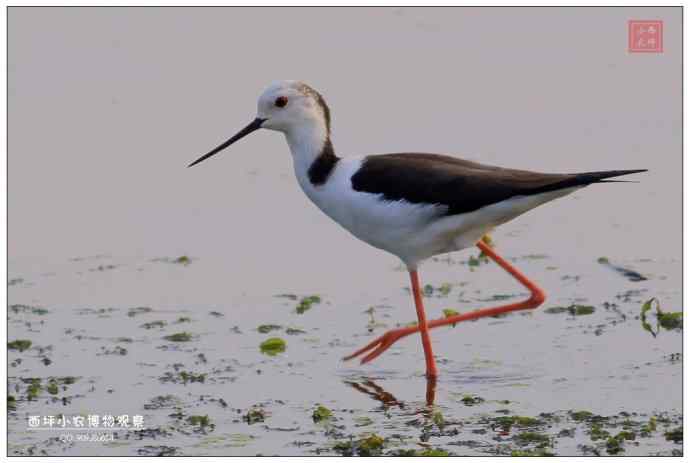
[8,339,32,352]
[141,320,167,329]
[187,415,212,427]
[174,256,191,265]
[641,298,682,337]
[296,295,321,314]
[312,405,333,423]
[179,371,206,384]
[8,395,16,411]
[46,381,59,395]
[442,309,460,327]
[257,324,282,334]
[260,337,286,356]
[243,408,266,424]
[460,394,484,406]
[357,434,385,456]
[494,416,542,432]
[9,304,48,315]
[570,410,594,422]
[664,427,682,443]
[589,423,610,441]
[544,305,595,316]
[418,448,451,456]
[25,379,41,401]
[510,448,555,456]
[423,283,453,297]
[163,332,193,342]
[514,431,551,446]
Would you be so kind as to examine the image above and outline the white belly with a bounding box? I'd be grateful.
[295,157,579,269]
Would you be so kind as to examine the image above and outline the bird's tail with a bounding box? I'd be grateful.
[554,169,648,189]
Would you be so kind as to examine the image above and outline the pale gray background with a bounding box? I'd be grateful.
[9,7,680,282]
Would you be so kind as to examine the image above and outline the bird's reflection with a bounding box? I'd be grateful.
[344,375,437,407]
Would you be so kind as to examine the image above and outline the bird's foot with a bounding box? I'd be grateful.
[343,325,417,364]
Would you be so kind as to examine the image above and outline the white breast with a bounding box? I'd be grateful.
[294,157,450,266]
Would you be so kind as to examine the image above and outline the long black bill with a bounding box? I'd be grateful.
[188,117,266,168]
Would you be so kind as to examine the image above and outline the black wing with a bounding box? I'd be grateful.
[350,153,646,216]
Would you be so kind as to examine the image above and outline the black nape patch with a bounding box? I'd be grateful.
[308,138,339,186]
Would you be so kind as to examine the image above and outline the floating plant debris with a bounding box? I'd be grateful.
[260,337,286,356]
[641,298,682,337]
[312,405,333,423]
[597,257,647,282]
[257,324,282,334]
[296,295,321,314]
[544,305,595,316]
[8,340,32,352]
[163,332,193,342]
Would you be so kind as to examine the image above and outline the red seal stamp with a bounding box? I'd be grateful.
[628,20,663,53]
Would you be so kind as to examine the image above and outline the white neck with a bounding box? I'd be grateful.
[284,120,330,176]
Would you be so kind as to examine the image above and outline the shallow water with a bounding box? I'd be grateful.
[8,6,682,456]
[7,249,682,456]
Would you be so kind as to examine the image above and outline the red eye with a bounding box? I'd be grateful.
[275,96,288,108]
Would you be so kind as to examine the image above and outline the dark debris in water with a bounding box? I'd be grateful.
[597,257,648,282]
[544,305,596,316]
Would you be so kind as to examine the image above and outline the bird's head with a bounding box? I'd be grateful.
[189,81,330,168]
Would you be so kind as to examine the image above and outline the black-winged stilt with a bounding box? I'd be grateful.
[189,81,646,380]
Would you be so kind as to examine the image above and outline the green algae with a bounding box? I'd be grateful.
[8,339,32,352]
[260,337,286,356]
[641,298,682,337]
[296,295,321,314]
[312,405,333,423]
[164,332,193,342]
[658,312,683,330]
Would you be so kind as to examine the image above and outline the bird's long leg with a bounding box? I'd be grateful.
[409,270,438,379]
[343,241,546,365]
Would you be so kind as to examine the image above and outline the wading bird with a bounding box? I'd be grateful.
[189,81,645,380]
